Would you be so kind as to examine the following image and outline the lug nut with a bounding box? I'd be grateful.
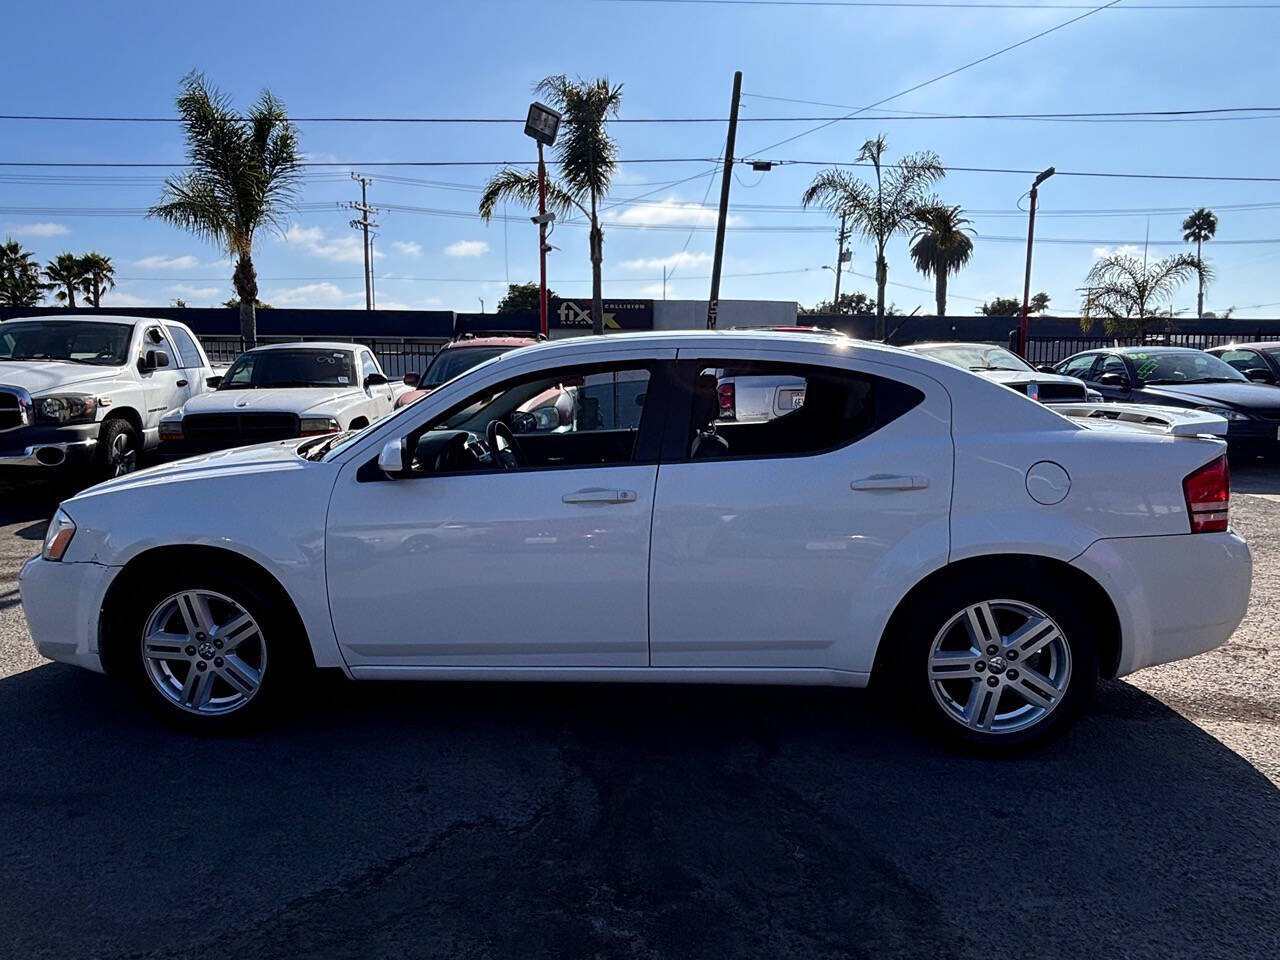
[214,657,224,667]
[185,645,196,657]
[213,638,224,649]
[1007,669,1019,680]
[987,676,999,687]
[975,662,986,672]
[986,644,999,655]
[1006,649,1018,661]
[196,633,206,641]
[195,661,207,672]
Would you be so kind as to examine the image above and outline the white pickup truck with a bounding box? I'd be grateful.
[0,314,222,480]
[159,341,407,456]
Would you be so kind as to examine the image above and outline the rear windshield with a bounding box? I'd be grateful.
[0,320,133,365]
[916,344,1032,373]
[423,346,514,388]
[219,349,357,389]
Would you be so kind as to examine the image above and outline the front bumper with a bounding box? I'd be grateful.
[0,423,99,469]
[1071,530,1251,677]
[19,555,118,673]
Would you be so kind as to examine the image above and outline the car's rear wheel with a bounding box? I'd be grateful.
[108,569,304,731]
[893,573,1099,752]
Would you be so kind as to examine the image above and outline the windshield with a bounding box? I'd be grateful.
[0,320,133,365]
[918,344,1033,373]
[1130,351,1247,385]
[220,348,357,389]
[422,345,516,387]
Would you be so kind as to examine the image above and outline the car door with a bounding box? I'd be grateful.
[136,325,186,437]
[647,350,953,676]
[325,355,672,669]
[161,323,206,407]
[358,349,395,418]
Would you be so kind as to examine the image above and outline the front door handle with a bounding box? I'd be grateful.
[176,379,189,387]
[562,489,638,505]
[850,474,929,491]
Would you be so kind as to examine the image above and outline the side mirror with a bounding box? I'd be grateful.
[377,438,406,477]
[1035,364,1058,374]
[206,374,223,388]
[139,350,168,372]
[403,372,420,388]
[1098,372,1130,389]
[154,351,170,368]
[1244,367,1275,384]
[364,372,389,389]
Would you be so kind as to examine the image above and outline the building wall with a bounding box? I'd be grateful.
[653,300,797,331]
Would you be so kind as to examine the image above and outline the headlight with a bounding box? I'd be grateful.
[35,395,97,425]
[42,508,76,561]
[299,416,341,436]
[1085,389,1104,402]
[1195,405,1250,421]
[159,419,184,441]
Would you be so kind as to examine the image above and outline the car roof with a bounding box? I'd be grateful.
[442,336,537,349]
[907,342,1015,351]
[2,313,152,325]
[1206,341,1280,351]
[246,341,361,354]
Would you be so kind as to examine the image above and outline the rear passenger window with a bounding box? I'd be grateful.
[166,326,203,369]
[683,362,923,461]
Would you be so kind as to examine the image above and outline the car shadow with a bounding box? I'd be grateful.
[0,667,1275,959]
[1231,461,1280,496]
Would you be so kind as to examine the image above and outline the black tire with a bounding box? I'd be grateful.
[93,417,140,482]
[889,570,1099,753]
[103,565,308,733]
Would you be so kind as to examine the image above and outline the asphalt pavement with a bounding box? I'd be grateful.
[1,468,1278,959]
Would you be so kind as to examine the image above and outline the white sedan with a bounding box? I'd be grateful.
[21,331,1251,751]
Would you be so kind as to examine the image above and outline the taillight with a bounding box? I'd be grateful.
[717,382,735,419]
[1183,455,1229,533]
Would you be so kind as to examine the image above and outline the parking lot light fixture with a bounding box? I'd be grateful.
[1020,166,1055,357]
[525,102,562,338]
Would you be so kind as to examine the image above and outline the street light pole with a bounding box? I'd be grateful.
[707,70,743,330]
[537,141,548,337]
[1019,166,1055,357]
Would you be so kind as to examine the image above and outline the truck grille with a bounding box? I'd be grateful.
[183,412,300,448]
[0,389,29,432]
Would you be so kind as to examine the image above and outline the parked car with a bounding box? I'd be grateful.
[1204,342,1280,384]
[395,334,540,409]
[907,342,1101,403]
[1055,346,1280,457]
[715,326,847,421]
[0,314,220,480]
[22,331,1250,752]
[159,342,404,455]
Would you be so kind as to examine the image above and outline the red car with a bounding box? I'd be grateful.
[396,334,540,409]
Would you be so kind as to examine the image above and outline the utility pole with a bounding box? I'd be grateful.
[832,212,850,308]
[707,70,742,330]
[348,173,379,311]
[662,265,667,301]
[1019,166,1055,356]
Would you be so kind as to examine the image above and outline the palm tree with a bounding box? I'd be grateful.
[0,238,44,307]
[79,252,115,308]
[1079,252,1205,337]
[479,75,623,335]
[148,71,302,344]
[909,205,974,317]
[1181,207,1218,319]
[43,253,90,308]
[801,135,945,338]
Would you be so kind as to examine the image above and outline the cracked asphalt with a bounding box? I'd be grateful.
[1,467,1278,959]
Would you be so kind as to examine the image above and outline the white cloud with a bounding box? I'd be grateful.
[99,290,153,308]
[6,222,69,238]
[169,283,221,300]
[269,282,349,305]
[135,254,200,270]
[614,198,745,228]
[619,251,711,271]
[284,224,379,264]
[444,240,490,258]
[1091,244,1146,261]
[392,240,423,256]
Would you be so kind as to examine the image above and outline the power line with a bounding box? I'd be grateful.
[0,158,720,169]
[602,0,1280,8]
[743,0,1124,156]
[111,266,826,285]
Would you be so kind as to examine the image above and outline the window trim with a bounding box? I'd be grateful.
[357,359,674,482]
[660,358,924,466]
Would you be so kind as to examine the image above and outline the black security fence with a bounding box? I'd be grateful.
[196,335,445,380]
[1021,329,1280,366]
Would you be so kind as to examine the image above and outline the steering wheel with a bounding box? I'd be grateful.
[485,419,525,471]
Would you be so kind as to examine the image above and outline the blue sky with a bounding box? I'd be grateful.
[3,0,1279,317]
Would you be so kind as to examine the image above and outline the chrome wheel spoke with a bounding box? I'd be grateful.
[1012,666,1060,710]
[929,649,983,680]
[963,682,999,731]
[176,591,215,636]
[1005,616,1060,659]
[963,602,1000,649]
[216,613,258,653]
[218,655,260,697]
[181,666,215,709]
[143,631,190,660]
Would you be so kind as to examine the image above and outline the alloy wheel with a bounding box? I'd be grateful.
[110,431,138,476]
[927,599,1072,735]
[141,590,267,716]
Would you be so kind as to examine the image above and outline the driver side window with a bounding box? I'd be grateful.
[402,363,654,476]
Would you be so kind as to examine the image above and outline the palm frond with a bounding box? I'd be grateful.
[478,168,583,221]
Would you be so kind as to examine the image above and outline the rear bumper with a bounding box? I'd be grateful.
[19,555,117,673]
[1071,531,1251,677]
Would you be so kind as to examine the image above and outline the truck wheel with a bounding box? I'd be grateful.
[94,418,140,480]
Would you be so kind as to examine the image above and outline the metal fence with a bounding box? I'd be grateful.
[197,335,447,379]
[1023,330,1280,366]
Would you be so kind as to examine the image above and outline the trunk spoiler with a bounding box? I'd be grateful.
[1052,402,1228,438]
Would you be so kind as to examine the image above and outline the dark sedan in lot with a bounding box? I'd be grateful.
[1204,342,1280,385]
[1055,346,1280,457]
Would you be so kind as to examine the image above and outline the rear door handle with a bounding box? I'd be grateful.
[176,379,189,387]
[850,474,930,491]
[562,489,638,505]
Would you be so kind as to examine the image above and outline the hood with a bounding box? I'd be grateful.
[73,438,315,500]
[0,361,122,395]
[978,369,1083,388]
[1141,381,1280,409]
[182,387,363,417]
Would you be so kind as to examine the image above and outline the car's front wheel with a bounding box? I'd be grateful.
[108,569,303,731]
[894,573,1099,752]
